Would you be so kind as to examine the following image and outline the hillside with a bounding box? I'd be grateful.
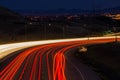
[0,6,120,44]
[0,6,25,44]
[0,6,24,24]
[0,6,19,16]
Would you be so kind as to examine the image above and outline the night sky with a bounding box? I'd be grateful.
[0,0,120,10]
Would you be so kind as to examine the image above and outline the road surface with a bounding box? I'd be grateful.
[0,37,120,80]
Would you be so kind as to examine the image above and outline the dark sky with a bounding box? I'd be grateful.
[0,0,120,10]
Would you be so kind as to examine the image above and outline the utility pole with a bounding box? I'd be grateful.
[25,25,27,41]
[62,26,65,38]
[44,25,47,40]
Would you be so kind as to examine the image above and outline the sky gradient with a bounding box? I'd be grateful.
[0,0,120,10]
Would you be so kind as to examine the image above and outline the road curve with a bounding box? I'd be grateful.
[0,37,120,80]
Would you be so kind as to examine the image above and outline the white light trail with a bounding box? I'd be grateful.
[0,36,120,59]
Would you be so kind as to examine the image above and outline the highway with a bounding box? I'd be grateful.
[0,36,120,80]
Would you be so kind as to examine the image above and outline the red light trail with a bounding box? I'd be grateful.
[0,38,119,80]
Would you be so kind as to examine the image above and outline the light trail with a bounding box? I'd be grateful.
[0,36,120,60]
[0,37,120,80]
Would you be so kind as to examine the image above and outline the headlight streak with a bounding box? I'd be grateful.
[1,36,120,59]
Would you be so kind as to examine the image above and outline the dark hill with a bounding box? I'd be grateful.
[0,6,24,24]
[0,6,19,16]
[0,6,25,36]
